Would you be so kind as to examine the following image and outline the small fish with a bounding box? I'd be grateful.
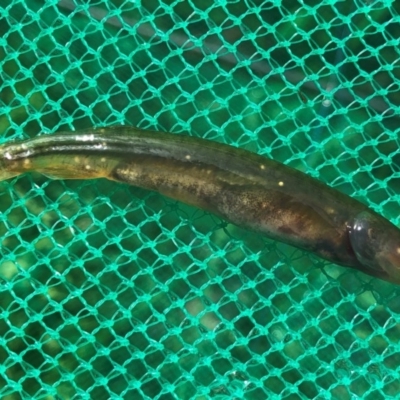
[1,126,399,284]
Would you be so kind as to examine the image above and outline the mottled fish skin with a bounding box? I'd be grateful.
[0,126,399,284]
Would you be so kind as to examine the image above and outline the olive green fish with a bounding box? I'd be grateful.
[1,126,399,284]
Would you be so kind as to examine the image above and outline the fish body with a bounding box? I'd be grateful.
[1,126,400,283]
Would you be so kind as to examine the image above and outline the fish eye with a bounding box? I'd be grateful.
[367,228,376,240]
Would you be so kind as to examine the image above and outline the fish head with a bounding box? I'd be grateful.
[349,211,400,284]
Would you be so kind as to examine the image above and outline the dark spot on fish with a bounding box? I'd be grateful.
[278,226,295,236]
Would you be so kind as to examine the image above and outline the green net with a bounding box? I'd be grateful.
[1,0,400,398]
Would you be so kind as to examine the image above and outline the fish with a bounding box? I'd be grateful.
[1,126,399,284]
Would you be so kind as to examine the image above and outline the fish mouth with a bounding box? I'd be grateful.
[374,250,400,285]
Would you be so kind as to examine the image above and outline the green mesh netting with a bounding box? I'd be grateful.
[1,0,400,399]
